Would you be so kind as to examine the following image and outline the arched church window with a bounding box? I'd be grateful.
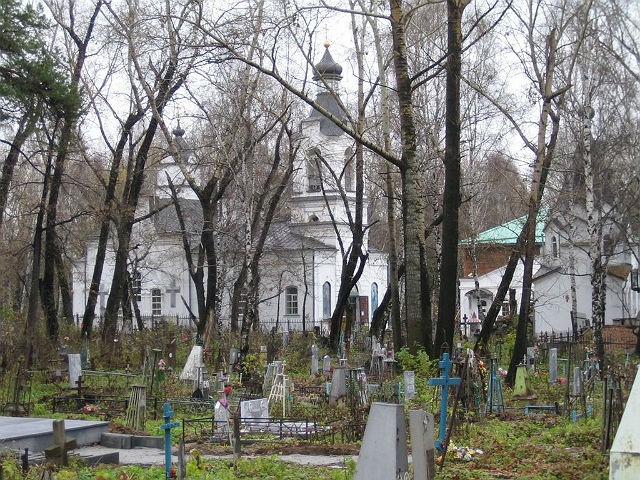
[371,282,378,314]
[344,147,354,192]
[323,282,331,318]
[552,236,559,258]
[307,148,322,192]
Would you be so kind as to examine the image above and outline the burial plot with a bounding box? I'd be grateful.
[609,368,640,479]
[354,403,408,480]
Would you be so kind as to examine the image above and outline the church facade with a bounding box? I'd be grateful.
[72,47,389,334]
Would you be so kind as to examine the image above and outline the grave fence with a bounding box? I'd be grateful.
[181,415,336,444]
[536,327,636,353]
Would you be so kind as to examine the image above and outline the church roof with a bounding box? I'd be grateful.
[460,210,547,246]
[264,221,332,250]
[154,198,203,235]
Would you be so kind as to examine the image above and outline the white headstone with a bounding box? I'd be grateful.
[610,368,640,479]
[404,371,416,401]
[354,403,408,480]
[322,355,331,376]
[240,398,269,428]
[179,345,203,381]
[68,354,82,389]
[549,348,558,383]
[409,410,435,480]
[214,400,230,434]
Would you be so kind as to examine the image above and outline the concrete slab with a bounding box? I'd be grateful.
[0,416,109,453]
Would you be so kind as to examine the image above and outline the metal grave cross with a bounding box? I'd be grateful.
[161,402,180,479]
[428,352,461,451]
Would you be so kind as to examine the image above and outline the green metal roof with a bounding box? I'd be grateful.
[460,210,546,246]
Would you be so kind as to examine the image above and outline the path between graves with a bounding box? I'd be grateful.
[72,444,359,468]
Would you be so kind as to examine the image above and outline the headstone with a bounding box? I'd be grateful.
[610,368,640,479]
[572,366,582,396]
[81,333,90,369]
[404,371,416,401]
[409,410,435,480]
[68,354,82,389]
[229,348,240,370]
[354,403,408,480]
[214,398,231,435]
[179,345,203,381]
[322,355,331,376]
[512,364,535,399]
[240,398,269,428]
[526,346,536,370]
[311,344,318,376]
[549,348,558,383]
[329,366,347,406]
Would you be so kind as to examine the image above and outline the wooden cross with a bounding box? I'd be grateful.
[44,420,77,466]
[428,353,461,451]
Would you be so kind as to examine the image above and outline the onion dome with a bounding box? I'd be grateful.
[173,123,185,137]
[313,43,343,82]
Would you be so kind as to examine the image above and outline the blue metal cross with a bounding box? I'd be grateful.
[161,402,180,479]
[428,352,461,451]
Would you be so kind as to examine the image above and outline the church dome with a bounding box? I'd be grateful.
[313,44,343,81]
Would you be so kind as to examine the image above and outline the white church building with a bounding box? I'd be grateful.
[72,47,389,334]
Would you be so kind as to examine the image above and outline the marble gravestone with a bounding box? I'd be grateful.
[68,354,82,389]
[240,398,269,429]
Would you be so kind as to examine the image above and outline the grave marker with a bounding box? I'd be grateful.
[329,366,347,406]
[44,419,77,466]
[409,410,435,480]
[610,368,640,479]
[354,403,408,480]
[240,398,269,428]
[549,348,558,383]
[311,344,318,375]
[322,355,331,376]
[428,352,461,451]
[68,354,82,389]
[404,371,416,401]
[161,402,179,479]
[512,363,535,399]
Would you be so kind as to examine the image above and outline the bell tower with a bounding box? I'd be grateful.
[291,45,367,248]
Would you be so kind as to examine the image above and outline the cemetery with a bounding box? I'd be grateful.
[0,319,636,479]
